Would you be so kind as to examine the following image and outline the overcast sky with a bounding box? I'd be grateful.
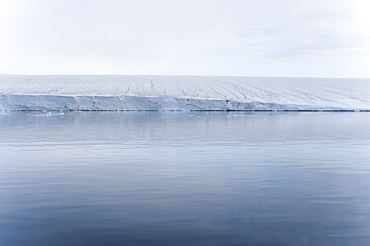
[1,0,369,77]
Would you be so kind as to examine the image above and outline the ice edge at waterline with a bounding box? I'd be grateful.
[1,95,368,112]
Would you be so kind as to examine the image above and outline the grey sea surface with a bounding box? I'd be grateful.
[1,111,370,246]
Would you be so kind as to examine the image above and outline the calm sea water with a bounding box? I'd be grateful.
[1,111,370,246]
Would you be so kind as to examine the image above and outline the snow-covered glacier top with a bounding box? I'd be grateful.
[1,74,370,111]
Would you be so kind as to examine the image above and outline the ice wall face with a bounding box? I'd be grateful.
[0,95,345,111]
[1,75,370,111]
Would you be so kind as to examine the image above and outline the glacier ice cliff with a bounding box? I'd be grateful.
[1,75,370,111]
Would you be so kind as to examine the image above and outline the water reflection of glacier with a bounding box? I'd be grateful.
[1,112,370,246]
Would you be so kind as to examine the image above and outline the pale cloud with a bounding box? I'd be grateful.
[0,0,369,77]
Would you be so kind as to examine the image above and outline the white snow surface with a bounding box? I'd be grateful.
[1,74,370,111]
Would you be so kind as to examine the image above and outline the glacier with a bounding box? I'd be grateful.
[1,74,370,111]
